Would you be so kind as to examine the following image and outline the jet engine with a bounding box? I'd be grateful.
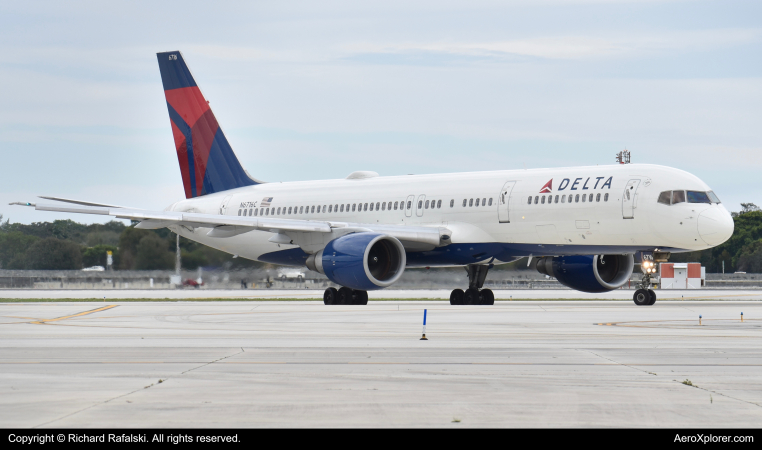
[305,232,406,291]
[535,254,634,293]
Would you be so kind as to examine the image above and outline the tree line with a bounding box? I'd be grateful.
[0,215,262,271]
[1,203,760,272]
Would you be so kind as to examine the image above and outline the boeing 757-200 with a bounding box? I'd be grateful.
[13,51,734,306]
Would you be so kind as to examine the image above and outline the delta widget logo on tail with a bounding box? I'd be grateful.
[539,179,552,193]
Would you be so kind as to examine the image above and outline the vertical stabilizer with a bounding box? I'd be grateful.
[157,51,258,198]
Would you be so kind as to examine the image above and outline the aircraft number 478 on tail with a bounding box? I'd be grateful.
[14,51,734,306]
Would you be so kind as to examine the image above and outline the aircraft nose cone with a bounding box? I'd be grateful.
[698,207,734,246]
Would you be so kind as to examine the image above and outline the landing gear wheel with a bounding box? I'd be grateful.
[480,289,495,305]
[338,287,354,305]
[647,289,657,306]
[323,287,338,305]
[450,289,465,305]
[353,290,368,305]
[464,288,480,305]
[633,289,650,306]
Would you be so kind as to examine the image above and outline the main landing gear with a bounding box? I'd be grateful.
[450,264,494,305]
[323,287,368,305]
[633,272,657,306]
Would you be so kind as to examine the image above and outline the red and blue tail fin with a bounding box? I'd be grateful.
[157,51,258,198]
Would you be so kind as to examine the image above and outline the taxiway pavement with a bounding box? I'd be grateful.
[1,300,760,427]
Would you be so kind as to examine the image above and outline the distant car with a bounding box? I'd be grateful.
[82,266,105,272]
[182,279,203,288]
[277,268,305,282]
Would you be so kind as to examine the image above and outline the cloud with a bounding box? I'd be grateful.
[344,28,761,61]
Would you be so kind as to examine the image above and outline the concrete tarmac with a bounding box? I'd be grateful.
[1,288,762,300]
[1,300,760,427]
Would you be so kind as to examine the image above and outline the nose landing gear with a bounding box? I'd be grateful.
[633,272,657,306]
[450,264,494,305]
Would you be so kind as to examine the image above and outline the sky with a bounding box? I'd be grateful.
[1,0,760,224]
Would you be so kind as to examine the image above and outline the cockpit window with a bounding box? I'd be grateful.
[657,191,671,205]
[707,191,721,203]
[672,190,685,204]
[687,191,711,204]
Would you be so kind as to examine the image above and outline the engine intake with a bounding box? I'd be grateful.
[536,254,634,293]
[306,232,406,291]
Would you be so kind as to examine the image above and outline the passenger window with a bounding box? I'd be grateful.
[596,193,601,202]
[528,196,532,205]
[589,194,593,202]
[271,208,275,215]
[575,194,579,203]
[672,190,686,204]
[532,196,536,204]
[370,203,374,211]
[394,201,398,210]
[657,191,671,205]
[418,200,423,209]
[568,195,572,203]
[463,199,467,207]
[363,203,367,211]
[381,202,385,211]
[554,195,558,203]
[254,209,258,216]
[687,191,711,204]
[561,195,566,204]
[450,199,454,207]
[604,193,609,201]
[482,198,486,206]
[407,201,412,209]
[265,208,269,216]
[260,208,264,216]
[352,204,356,212]
[340,204,344,212]
[299,206,303,214]
[425,200,430,209]
[376,202,380,210]
[238,209,242,216]
[437,200,442,208]
[469,198,474,207]
[488,198,492,206]
[276,207,280,215]
[582,194,586,203]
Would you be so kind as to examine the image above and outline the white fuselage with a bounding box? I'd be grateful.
[166,163,733,267]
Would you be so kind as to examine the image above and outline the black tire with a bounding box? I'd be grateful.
[450,289,465,305]
[647,289,657,305]
[633,289,650,306]
[353,290,368,305]
[480,288,495,305]
[464,288,480,305]
[338,287,354,305]
[323,287,338,305]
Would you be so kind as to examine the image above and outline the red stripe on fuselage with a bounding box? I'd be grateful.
[171,120,192,198]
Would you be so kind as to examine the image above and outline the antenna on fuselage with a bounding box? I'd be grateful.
[615,149,631,164]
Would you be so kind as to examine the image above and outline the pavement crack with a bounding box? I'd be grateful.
[180,348,244,375]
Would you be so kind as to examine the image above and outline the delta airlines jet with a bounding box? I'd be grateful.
[13,51,734,306]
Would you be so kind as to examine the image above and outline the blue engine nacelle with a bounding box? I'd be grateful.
[535,254,634,293]
[305,232,406,291]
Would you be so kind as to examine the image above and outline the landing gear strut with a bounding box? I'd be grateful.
[324,287,368,305]
[633,272,657,306]
[450,264,494,305]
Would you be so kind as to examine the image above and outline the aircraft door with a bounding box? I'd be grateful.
[622,179,641,219]
[415,194,426,217]
[405,195,414,217]
[498,181,517,223]
[220,195,233,215]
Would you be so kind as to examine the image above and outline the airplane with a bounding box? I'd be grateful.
[12,51,735,306]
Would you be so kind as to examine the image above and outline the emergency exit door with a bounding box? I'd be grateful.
[622,179,641,219]
[498,181,517,223]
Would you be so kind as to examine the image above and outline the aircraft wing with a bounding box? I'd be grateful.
[11,202,449,247]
